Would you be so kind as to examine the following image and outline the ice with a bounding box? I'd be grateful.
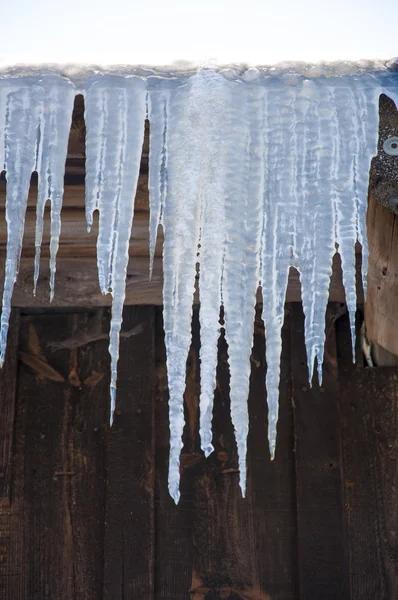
[0,79,43,364]
[33,76,75,300]
[221,79,264,493]
[159,71,217,503]
[0,66,396,503]
[84,75,146,421]
[147,83,171,279]
[261,80,301,459]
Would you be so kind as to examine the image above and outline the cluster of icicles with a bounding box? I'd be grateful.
[0,68,397,503]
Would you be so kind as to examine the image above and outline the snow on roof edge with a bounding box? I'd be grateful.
[0,57,397,81]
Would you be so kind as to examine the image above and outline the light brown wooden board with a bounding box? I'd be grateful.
[0,95,362,307]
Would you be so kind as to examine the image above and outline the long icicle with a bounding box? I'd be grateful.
[84,75,146,422]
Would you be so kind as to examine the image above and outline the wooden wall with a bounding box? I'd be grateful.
[0,303,397,599]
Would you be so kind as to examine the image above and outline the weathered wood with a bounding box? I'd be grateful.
[366,94,398,363]
[337,312,398,600]
[291,302,349,599]
[154,306,299,599]
[0,309,25,599]
[366,188,398,359]
[8,310,110,599]
[0,309,19,503]
[247,306,299,599]
[2,302,398,598]
[153,306,192,600]
[104,306,155,599]
[0,97,357,308]
[2,255,350,307]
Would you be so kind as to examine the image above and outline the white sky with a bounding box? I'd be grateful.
[1,0,397,66]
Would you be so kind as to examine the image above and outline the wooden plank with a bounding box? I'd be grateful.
[0,309,19,503]
[154,306,299,599]
[337,312,398,599]
[365,94,398,360]
[3,256,350,308]
[0,309,25,599]
[245,306,299,599]
[10,309,110,599]
[104,306,155,599]
[290,302,349,599]
[153,306,192,600]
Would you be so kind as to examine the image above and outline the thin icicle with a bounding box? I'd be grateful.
[222,78,264,495]
[195,72,234,459]
[296,80,335,385]
[33,76,75,299]
[352,77,383,300]
[261,80,299,458]
[332,81,361,359]
[84,75,146,421]
[148,84,171,279]
[1,80,42,364]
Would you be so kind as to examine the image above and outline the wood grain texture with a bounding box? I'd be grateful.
[154,306,299,600]
[0,255,350,307]
[291,302,349,600]
[337,312,398,600]
[365,94,398,361]
[2,305,398,598]
[104,306,155,599]
[0,309,19,503]
[19,310,110,600]
[366,188,398,357]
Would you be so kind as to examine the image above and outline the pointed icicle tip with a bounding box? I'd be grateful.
[110,385,116,426]
[202,443,214,458]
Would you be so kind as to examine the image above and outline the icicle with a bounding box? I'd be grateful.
[195,72,232,460]
[0,80,43,364]
[84,75,146,421]
[261,79,300,458]
[222,77,264,494]
[33,76,75,300]
[147,83,171,279]
[0,67,395,505]
[352,76,384,300]
[332,81,362,359]
[295,80,336,384]
[161,71,232,503]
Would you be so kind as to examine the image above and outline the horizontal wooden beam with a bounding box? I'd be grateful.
[0,99,364,308]
[4,253,353,307]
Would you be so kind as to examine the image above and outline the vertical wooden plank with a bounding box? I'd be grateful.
[153,306,193,600]
[337,312,398,600]
[0,309,20,502]
[104,306,155,600]
[0,309,24,599]
[15,309,109,599]
[366,94,398,361]
[155,306,299,600]
[291,302,349,599]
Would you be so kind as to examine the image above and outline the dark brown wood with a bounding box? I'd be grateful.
[337,312,398,600]
[290,302,349,599]
[2,301,398,599]
[153,306,192,600]
[246,306,299,599]
[0,309,25,599]
[154,306,299,600]
[3,310,111,599]
[104,306,155,599]
[0,309,19,503]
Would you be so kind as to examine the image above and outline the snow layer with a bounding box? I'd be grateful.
[0,67,397,502]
